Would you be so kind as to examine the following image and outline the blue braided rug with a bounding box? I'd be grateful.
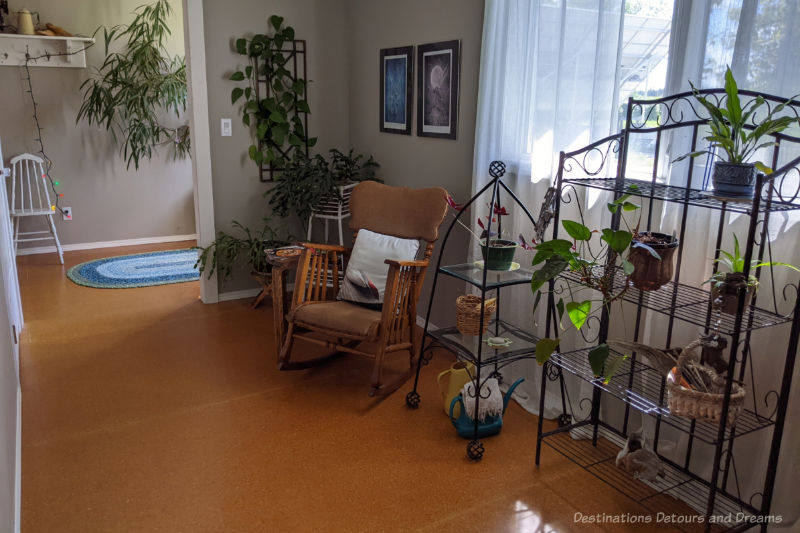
[67,249,200,289]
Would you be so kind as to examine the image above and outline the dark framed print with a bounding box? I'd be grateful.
[380,46,414,135]
[417,40,460,139]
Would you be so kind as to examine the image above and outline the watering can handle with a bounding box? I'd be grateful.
[449,394,464,427]
[502,378,525,414]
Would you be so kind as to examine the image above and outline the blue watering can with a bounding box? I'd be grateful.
[449,378,524,438]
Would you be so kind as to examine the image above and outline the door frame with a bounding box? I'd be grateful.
[182,0,218,303]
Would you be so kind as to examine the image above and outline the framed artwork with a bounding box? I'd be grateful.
[380,46,414,135]
[417,40,460,139]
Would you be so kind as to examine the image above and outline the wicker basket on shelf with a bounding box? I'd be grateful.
[667,339,745,426]
[455,295,496,336]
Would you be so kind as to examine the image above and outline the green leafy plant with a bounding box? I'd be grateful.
[705,234,798,290]
[77,0,188,170]
[529,187,660,382]
[674,67,799,173]
[195,220,289,281]
[265,149,379,228]
[229,15,316,170]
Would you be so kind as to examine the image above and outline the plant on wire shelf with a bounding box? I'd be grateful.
[528,186,663,382]
[77,0,189,170]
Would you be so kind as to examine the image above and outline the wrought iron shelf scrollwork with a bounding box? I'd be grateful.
[537,88,800,532]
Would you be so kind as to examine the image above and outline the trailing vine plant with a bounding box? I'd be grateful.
[229,15,316,173]
[77,0,189,170]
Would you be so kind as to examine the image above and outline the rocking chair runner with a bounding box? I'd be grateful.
[278,181,448,395]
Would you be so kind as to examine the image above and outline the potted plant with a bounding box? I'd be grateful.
[628,231,679,291]
[446,196,519,271]
[528,188,663,381]
[265,149,380,232]
[674,67,799,198]
[705,234,798,314]
[195,219,289,282]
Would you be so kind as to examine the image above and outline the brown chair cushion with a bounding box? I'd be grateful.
[349,181,448,243]
[291,300,382,340]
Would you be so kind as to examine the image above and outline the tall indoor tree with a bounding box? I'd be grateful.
[77,0,189,170]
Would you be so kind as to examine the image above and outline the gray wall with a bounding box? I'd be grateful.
[345,0,485,324]
[202,0,350,292]
[0,1,195,249]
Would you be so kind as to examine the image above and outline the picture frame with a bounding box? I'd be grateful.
[379,46,414,135]
[416,40,460,139]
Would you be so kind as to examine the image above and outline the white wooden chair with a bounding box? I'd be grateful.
[7,154,63,264]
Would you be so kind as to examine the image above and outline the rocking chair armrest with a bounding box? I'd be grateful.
[383,259,430,269]
[300,242,351,254]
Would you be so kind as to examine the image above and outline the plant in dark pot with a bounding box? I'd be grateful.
[195,219,289,282]
[526,190,654,382]
[674,67,799,198]
[705,234,798,315]
[628,231,679,291]
[446,196,519,271]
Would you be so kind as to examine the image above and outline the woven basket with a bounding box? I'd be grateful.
[455,295,496,336]
[667,340,745,426]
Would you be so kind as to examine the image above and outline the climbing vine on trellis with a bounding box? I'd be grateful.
[230,15,316,181]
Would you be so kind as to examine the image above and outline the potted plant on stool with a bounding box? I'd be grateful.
[674,67,799,198]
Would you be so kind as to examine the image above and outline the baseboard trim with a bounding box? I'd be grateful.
[217,288,261,302]
[416,315,439,331]
[14,384,20,533]
[15,234,198,256]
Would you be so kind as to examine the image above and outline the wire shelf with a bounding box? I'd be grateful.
[542,425,756,532]
[548,348,775,444]
[559,267,791,334]
[563,177,800,214]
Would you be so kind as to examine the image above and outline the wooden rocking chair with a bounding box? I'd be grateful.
[278,181,448,396]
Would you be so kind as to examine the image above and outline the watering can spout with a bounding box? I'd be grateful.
[502,378,525,414]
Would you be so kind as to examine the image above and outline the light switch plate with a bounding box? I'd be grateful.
[221,118,232,137]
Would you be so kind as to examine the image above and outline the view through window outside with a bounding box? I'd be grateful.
[618,0,673,180]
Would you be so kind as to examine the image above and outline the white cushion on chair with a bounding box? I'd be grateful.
[338,229,419,308]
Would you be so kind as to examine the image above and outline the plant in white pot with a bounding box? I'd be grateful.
[675,67,799,198]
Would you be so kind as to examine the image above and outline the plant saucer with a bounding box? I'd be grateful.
[474,261,521,271]
[485,336,513,348]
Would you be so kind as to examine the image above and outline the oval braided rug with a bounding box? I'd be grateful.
[67,249,200,289]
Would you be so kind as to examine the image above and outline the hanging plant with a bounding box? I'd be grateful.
[77,0,189,170]
[230,15,317,172]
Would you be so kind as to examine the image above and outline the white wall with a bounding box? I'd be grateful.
[0,1,195,248]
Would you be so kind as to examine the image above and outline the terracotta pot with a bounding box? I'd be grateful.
[710,272,756,315]
[627,232,679,291]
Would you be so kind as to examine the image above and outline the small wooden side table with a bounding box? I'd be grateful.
[265,250,301,359]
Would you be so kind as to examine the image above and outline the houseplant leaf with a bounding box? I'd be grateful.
[565,300,591,330]
[588,343,610,378]
[562,220,591,241]
[535,338,560,365]
[601,229,632,254]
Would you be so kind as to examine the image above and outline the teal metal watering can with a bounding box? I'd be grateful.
[449,378,524,438]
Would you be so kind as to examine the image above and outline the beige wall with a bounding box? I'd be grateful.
[345,0,485,324]
[201,0,350,291]
[0,1,195,249]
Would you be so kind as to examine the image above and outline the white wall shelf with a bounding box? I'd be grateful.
[0,33,94,68]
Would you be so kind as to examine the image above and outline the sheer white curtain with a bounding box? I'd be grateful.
[663,1,800,526]
[474,0,800,525]
[472,0,625,418]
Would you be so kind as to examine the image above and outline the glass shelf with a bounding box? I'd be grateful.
[426,319,539,367]
[563,177,800,214]
[439,262,534,290]
[547,347,775,444]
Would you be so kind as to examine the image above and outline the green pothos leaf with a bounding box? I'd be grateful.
[565,300,591,330]
[535,338,560,365]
